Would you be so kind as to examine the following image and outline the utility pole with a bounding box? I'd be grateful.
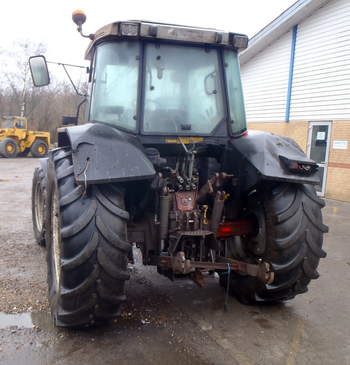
[20,101,25,117]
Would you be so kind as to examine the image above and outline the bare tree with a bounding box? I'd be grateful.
[0,39,88,141]
[0,40,47,116]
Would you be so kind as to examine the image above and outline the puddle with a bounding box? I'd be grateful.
[0,311,61,332]
[0,312,33,329]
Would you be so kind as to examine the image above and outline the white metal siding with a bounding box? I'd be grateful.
[240,30,292,122]
[290,0,350,120]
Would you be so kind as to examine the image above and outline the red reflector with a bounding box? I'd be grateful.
[220,226,234,234]
[217,220,253,238]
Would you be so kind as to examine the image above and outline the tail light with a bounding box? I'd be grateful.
[217,220,253,238]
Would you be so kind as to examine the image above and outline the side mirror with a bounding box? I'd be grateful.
[62,116,78,125]
[29,55,50,87]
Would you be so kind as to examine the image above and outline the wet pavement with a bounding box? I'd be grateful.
[0,158,350,365]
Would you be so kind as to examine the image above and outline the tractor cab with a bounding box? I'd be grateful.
[87,22,248,137]
[30,18,249,138]
[0,116,27,130]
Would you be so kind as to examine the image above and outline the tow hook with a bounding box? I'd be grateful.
[158,252,275,285]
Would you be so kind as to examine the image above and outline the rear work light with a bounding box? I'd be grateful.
[229,33,249,50]
[120,22,139,36]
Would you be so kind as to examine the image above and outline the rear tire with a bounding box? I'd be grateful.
[32,167,48,246]
[31,140,48,157]
[219,183,328,304]
[47,148,131,327]
[0,138,19,158]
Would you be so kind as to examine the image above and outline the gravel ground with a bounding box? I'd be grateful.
[0,157,350,365]
[0,158,48,313]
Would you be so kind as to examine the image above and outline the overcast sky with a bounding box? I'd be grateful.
[0,0,297,77]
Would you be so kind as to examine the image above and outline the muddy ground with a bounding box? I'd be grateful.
[0,157,349,365]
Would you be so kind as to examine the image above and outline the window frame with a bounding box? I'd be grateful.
[89,39,246,137]
[223,49,247,136]
[89,40,142,133]
[140,41,229,137]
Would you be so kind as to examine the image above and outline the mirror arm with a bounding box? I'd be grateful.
[61,64,83,96]
[46,61,88,96]
[47,61,87,69]
[75,98,88,125]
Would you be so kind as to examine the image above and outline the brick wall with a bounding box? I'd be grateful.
[326,121,350,201]
[247,121,350,202]
[248,121,309,152]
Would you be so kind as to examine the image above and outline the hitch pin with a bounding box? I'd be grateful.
[78,158,90,196]
[224,263,231,312]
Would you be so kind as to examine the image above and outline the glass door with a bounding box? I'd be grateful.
[307,122,331,196]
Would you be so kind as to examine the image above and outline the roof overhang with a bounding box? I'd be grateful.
[240,0,331,65]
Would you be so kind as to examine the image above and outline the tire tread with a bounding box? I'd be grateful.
[220,182,328,304]
[47,148,131,327]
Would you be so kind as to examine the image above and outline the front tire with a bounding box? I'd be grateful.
[31,140,49,157]
[220,183,328,304]
[0,138,19,158]
[47,148,131,327]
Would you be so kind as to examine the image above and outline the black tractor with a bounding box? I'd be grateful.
[30,11,327,327]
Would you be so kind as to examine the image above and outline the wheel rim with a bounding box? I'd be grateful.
[34,182,44,232]
[38,145,46,155]
[6,143,14,153]
[51,188,62,290]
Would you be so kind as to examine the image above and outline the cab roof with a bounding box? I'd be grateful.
[85,20,248,59]
[1,116,26,120]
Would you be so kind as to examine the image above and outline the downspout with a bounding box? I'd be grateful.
[285,24,298,122]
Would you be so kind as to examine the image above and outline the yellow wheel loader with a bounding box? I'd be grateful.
[0,116,50,158]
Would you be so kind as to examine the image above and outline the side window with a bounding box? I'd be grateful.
[16,120,25,129]
[90,42,140,130]
[224,50,247,134]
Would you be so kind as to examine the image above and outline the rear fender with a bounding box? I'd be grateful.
[226,130,319,190]
[38,157,49,177]
[57,123,155,184]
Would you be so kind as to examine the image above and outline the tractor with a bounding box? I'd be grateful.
[0,116,50,158]
[29,11,328,328]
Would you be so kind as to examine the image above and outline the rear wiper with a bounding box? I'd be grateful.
[181,124,191,131]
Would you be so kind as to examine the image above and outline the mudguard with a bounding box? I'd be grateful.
[228,130,319,187]
[38,157,49,176]
[57,123,155,184]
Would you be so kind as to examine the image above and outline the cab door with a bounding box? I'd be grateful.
[307,121,332,196]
